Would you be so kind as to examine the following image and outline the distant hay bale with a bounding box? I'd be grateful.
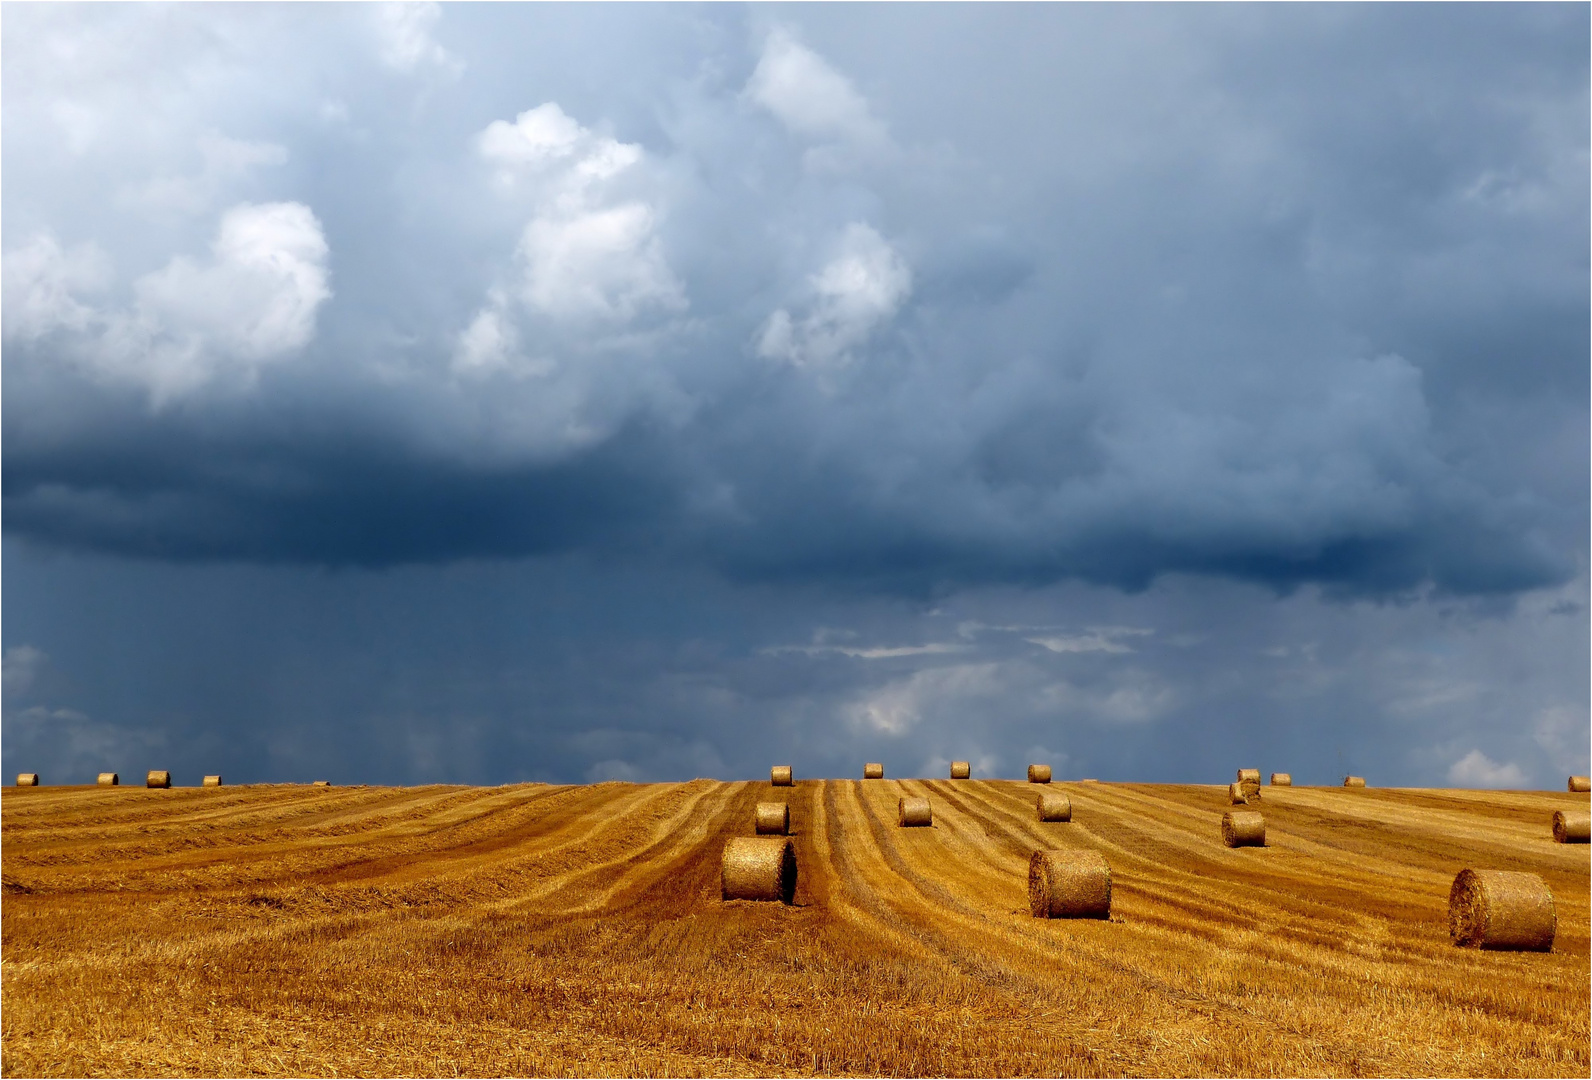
[950,761,971,780]
[1552,810,1590,844]
[312,780,331,787]
[202,775,222,787]
[770,765,793,787]
[1079,778,1099,783]
[1449,869,1555,951]
[1228,783,1249,805]
[1270,773,1292,786]
[1028,848,1111,919]
[1028,764,1052,784]
[863,763,884,779]
[1222,810,1266,848]
[1343,776,1366,788]
[755,801,790,835]
[1570,776,1591,793]
[145,771,171,789]
[898,795,932,827]
[721,836,797,903]
[96,772,119,786]
[1037,792,1071,822]
[1236,769,1260,784]
[15,774,39,787]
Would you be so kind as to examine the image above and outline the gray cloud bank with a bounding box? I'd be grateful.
[3,5,1586,787]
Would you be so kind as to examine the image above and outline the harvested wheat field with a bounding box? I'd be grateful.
[2,780,1587,1078]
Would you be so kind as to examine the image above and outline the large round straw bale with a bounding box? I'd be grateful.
[755,801,790,835]
[898,795,932,827]
[145,770,171,789]
[1236,768,1260,784]
[96,772,119,786]
[770,765,793,786]
[312,780,331,787]
[1222,811,1265,848]
[863,763,884,779]
[1028,763,1052,784]
[1343,776,1366,788]
[1270,773,1292,786]
[1569,776,1591,793]
[1449,869,1555,951]
[1552,810,1590,844]
[950,761,971,780]
[721,836,796,903]
[15,774,39,787]
[202,775,223,787]
[1028,849,1111,919]
[1037,792,1071,822]
[1227,782,1249,805]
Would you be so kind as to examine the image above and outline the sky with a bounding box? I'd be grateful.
[3,3,1587,789]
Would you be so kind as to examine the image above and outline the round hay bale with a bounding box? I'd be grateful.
[721,836,796,903]
[1449,869,1555,951]
[863,763,884,780]
[312,780,331,787]
[755,801,790,835]
[202,775,223,787]
[1028,763,1052,784]
[1222,810,1265,848]
[1569,776,1590,793]
[898,795,932,827]
[1552,810,1590,844]
[96,772,119,786]
[1037,792,1071,822]
[1343,776,1366,788]
[1270,773,1292,786]
[145,770,171,789]
[1227,782,1249,805]
[950,761,971,780]
[1236,768,1261,784]
[770,765,793,787]
[15,774,39,787]
[1028,849,1111,919]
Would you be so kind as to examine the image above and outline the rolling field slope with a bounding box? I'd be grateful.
[3,780,1587,1077]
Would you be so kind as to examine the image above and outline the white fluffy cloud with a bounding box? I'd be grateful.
[455,102,685,376]
[373,2,463,77]
[746,27,887,148]
[1447,749,1528,789]
[758,223,911,371]
[3,201,331,403]
[2,235,111,340]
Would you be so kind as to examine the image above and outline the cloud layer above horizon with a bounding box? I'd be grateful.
[3,5,1586,788]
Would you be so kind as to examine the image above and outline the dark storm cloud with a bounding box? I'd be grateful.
[3,4,1585,600]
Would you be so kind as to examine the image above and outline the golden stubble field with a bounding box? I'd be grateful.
[2,778,1587,1078]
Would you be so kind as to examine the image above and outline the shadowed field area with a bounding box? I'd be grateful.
[2,779,1587,1077]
